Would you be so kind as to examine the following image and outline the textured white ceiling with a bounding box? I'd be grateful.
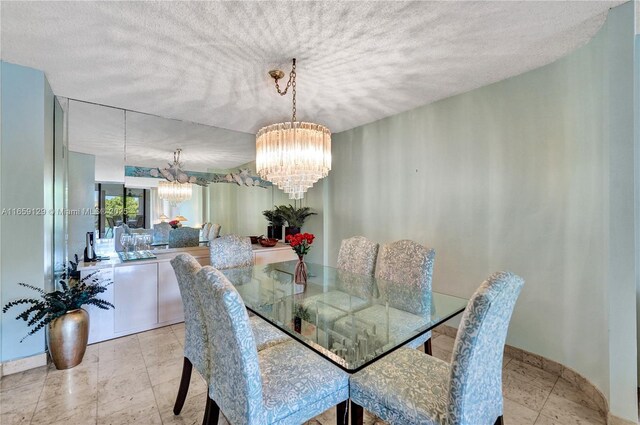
[1,1,624,134]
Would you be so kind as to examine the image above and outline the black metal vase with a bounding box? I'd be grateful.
[267,225,283,240]
[284,226,301,242]
[293,316,302,333]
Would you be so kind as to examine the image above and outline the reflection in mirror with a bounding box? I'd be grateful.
[59,98,282,262]
[67,100,125,259]
[123,110,257,242]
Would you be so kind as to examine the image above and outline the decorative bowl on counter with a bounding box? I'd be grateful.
[258,238,278,247]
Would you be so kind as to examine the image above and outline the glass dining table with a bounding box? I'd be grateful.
[221,260,468,373]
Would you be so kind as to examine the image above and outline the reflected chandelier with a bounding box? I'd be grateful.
[158,149,193,205]
[256,58,331,200]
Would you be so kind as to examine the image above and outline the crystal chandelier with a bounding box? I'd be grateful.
[158,149,193,205]
[256,59,331,200]
[158,180,192,204]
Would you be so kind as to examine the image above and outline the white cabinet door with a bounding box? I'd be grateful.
[114,263,158,333]
[254,249,297,265]
[84,268,115,344]
[158,261,184,324]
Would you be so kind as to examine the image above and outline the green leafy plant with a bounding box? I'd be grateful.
[104,196,139,218]
[2,272,114,342]
[262,208,285,227]
[293,303,310,322]
[66,254,81,281]
[275,205,317,228]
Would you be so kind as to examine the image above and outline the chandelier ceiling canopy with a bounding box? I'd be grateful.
[256,58,332,200]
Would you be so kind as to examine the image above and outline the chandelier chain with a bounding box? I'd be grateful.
[273,59,297,122]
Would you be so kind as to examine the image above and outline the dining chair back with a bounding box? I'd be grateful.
[153,222,172,244]
[170,254,209,378]
[447,271,524,424]
[134,215,144,228]
[201,222,212,239]
[376,239,435,315]
[210,223,222,240]
[195,266,264,424]
[337,236,379,276]
[209,234,253,269]
[335,236,379,298]
[169,254,209,415]
[169,227,200,248]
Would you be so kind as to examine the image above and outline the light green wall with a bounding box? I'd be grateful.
[327,3,635,419]
[0,61,54,362]
[604,3,636,417]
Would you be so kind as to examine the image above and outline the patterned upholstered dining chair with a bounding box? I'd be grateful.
[210,223,221,240]
[169,254,290,419]
[169,227,200,248]
[349,271,524,425]
[333,239,436,354]
[302,236,379,326]
[209,234,253,269]
[153,222,172,244]
[194,265,350,425]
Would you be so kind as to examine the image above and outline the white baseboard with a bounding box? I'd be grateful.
[0,353,47,377]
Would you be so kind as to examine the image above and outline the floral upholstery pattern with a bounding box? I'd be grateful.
[195,266,264,424]
[303,236,379,325]
[210,234,253,269]
[376,239,435,315]
[195,266,349,425]
[350,348,449,424]
[260,341,349,425]
[336,236,379,277]
[171,255,288,383]
[250,316,290,351]
[350,271,524,425]
[170,254,210,380]
[447,271,524,424]
[153,222,172,244]
[168,227,200,248]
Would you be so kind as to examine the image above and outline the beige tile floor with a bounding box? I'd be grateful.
[0,324,607,425]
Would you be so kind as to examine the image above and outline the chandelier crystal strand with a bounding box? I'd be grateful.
[256,122,331,200]
[158,180,193,205]
[256,58,332,200]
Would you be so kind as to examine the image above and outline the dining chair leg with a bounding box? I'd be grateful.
[350,401,364,425]
[494,415,504,425]
[204,396,220,425]
[336,400,348,425]
[173,357,193,415]
[424,338,432,355]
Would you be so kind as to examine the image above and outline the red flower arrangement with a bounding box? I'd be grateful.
[286,232,315,257]
[168,220,180,229]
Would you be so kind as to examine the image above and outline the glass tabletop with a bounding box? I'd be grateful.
[221,261,468,372]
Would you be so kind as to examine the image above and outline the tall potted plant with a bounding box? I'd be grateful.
[276,205,317,240]
[262,208,285,240]
[2,270,114,370]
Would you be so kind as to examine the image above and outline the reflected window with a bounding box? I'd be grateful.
[97,183,149,238]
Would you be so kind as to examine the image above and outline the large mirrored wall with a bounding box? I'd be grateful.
[53,96,320,277]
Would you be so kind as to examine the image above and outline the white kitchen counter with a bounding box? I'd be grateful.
[81,241,297,344]
[78,242,294,271]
